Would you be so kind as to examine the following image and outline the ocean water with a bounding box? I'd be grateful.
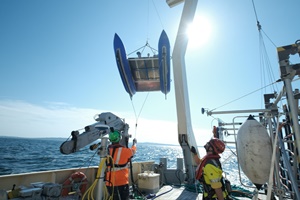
[0,137,251,187]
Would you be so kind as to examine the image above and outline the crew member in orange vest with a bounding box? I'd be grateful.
[105,130,137,200]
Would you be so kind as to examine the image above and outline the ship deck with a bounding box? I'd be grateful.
[153,185,202,200]
[153,185,271,200]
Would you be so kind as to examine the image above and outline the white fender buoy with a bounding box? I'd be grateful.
[237,115,272,190]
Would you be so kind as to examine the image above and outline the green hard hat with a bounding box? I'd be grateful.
[109,131,121,143]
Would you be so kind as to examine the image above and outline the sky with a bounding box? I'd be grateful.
[1,0,300,146]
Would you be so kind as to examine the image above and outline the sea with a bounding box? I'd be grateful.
[0,137,251,187]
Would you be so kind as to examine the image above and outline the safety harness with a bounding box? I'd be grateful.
[196,155,231,200]
[106,144,133,185]
[195,154,220,180]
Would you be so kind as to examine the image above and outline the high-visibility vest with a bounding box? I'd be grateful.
[105,144,136,186]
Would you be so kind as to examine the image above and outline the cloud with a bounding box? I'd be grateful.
[125,118,179,144]
[0,100,211,145]
[0,100,97,138]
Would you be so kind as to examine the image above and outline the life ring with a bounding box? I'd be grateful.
[61,171,88,196]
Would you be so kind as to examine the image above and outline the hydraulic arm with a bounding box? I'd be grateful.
[60,112,130,154]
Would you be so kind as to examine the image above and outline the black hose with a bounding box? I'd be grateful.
[129,160,136,194]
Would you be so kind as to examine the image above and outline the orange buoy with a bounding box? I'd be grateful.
[61,171,88,196]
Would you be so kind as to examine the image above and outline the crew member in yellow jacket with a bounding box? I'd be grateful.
[191,138,231,200]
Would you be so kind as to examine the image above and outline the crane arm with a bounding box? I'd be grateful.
[60,112,130,154]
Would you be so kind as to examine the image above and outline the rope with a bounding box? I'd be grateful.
[82,156,110,200]
[130,93,150,139]
[79,149,100,176]
[83,155,119,200]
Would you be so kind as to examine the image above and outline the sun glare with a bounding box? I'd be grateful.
[187,15,212,48]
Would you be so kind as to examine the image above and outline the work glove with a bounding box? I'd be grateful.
[133,138,137,145]
[190,146,197,155]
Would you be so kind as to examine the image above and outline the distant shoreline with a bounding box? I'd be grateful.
[0,136,182,146]
[0,136,237,149]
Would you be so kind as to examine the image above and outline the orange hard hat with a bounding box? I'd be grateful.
[209,138,225,154]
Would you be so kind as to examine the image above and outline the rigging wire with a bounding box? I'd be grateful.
[251,0,280,108]
[209,79,281,112]
[127,42,158,57]
[151,0,165,30]
[207,0,283,112]
[252,0,278,93]
[261,29,277,48]
[259,32,278,95]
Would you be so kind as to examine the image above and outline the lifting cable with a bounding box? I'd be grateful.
[126,0,155,57]
[128,0,166,139]
[126,0,165,58]
[126,0,152,141]
[126,5,169,194]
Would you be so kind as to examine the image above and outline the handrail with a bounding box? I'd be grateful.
[277,129,300,199]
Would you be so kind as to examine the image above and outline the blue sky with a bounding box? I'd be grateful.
[1,0,299,146]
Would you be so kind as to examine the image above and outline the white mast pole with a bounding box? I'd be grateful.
[167,0,199,183]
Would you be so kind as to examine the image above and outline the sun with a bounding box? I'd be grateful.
[186,15,213,48]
